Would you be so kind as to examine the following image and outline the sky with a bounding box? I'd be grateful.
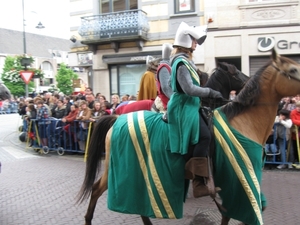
[0,0,70,39]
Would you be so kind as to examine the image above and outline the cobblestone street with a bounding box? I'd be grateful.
[1,114,300,225]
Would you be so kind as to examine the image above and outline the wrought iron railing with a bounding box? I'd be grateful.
[78,9,149,41]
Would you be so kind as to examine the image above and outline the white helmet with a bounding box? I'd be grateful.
[162,43,173,61]
[173,22,207,49]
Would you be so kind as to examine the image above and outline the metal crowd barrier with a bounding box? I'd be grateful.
[288,125,300,168]
[265,124,288,166]
[0,102,18,114]
[265,124,300,168]
[25,118,94,158]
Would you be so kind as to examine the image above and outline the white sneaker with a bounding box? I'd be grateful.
[288,164,293,169]
[277,164,286,169]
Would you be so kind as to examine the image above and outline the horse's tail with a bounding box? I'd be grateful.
[76,115,118,204]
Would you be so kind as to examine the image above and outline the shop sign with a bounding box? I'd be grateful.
[258,37,300,52]
[130,56,147,61]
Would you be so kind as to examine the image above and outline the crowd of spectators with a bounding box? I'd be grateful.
[266,94,300,169]
[5,88,300,163]
[14,88,138,152]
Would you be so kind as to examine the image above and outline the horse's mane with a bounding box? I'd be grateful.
[206,62,238,86]
[221,62,270,120]
[219,62,237,74]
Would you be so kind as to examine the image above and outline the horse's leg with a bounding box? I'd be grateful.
[141,216,153,225]
[84,176,107,225]
[84,128,112,225]
[221,215,230,225]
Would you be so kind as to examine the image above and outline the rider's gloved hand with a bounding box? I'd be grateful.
[208,89,223,99]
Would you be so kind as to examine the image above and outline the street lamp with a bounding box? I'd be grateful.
[21,0,45,97]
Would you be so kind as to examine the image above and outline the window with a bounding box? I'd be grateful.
[109,64,147,97]
[41,61,52,71]
[174,0,195,14]
[77,53,93,65]
[101,0,137,13]
[41,78,53,86]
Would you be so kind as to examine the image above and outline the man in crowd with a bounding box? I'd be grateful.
[85,93,95,109]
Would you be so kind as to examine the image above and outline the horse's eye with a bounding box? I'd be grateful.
[290,68,298,74]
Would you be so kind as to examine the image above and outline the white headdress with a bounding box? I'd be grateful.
[173,22,207,48]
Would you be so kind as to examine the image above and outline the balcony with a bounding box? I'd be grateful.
[78,9,149,51]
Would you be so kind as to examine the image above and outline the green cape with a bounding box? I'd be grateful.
[213,108,267,225]
[108,111,186,219]
[167,57,200,154]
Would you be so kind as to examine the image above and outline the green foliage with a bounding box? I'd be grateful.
[1,55,44,97]
[55,63,78,95]
[48,84,60,93]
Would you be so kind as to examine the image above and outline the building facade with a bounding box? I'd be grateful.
[69,0,206,99]
[70,0,300,99]
[204,0,300,76]
[0,28,70,95]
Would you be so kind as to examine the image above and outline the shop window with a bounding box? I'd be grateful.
[174,0,195,14]
[109,64,146,97]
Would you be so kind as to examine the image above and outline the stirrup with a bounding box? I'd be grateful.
[161,112,168,123]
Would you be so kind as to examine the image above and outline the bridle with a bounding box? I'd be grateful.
[272,63,300,82]
[218,67,247,92]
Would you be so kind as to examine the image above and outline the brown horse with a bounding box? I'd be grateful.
[77,49,300,225]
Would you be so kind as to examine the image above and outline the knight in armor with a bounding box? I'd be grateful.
[137,57,161,101]
[151,43,174,113]
[167,22,222,198]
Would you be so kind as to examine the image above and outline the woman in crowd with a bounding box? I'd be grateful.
[36,100,50,147]
[54,99,67,119]
[76,101,91,151]
[62,104,79,127]
[97,94,106,104]
[61,104,79,149]
[110,94,120,113]
[89,101,102,122]
[24,103,37,146]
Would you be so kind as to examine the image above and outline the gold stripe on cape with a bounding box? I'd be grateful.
[127,111,176,219]
[214,110,263,225]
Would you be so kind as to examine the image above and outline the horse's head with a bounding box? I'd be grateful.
[217,62,249,95]
[267,49,300,98]
[205,62,249,101]
[0,82,11,100]
[224,49,300,121]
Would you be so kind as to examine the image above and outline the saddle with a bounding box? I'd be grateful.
[161,106,213,125]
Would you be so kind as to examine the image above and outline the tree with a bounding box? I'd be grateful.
[48,84,60,93]
[1,55,44,97]
[55,63,78,95]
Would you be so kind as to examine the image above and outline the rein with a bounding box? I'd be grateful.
[252,64,300,107]
[218,67,247,93]
[272,64,300,82]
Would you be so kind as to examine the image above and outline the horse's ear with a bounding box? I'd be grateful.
[218,62,228,71]
[271,48,280,63]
